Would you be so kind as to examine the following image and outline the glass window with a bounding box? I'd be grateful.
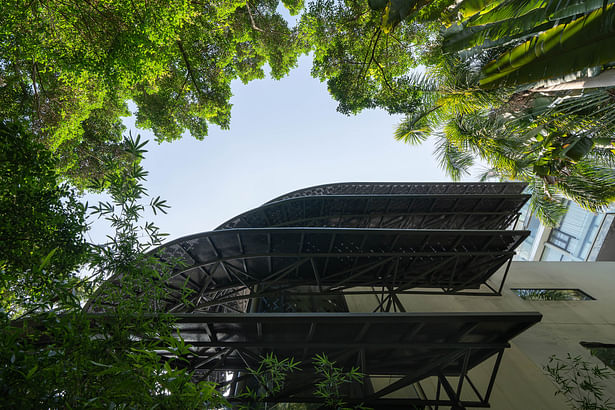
[545,202,602,261]
[540,246,569,262]
[580,342,615,371]
[512,288,594,301]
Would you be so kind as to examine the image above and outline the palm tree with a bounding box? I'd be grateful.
[394,59,615,225]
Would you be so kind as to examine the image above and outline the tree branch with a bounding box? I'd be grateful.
[245,2,265,32]
[176,40,202,95]
[31,62,42,120]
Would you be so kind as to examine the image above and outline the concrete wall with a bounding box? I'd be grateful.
[345,262,615,409]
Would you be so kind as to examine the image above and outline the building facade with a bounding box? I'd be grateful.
[92,182,615,409]
[346,261,615,409]
[515,201,615,262]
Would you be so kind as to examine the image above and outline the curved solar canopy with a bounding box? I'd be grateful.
[88,182,539,408]
[91,182,530,313]
[157,311,542,408]
[266,182,527,203]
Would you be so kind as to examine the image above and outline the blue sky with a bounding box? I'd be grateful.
[87,55,460,243]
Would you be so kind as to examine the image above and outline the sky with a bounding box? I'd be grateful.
[87,54,468,244]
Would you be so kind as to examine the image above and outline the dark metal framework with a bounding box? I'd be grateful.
[218,194,530,231]
[154,312,542,408]
[266,182,527,203]
[152,228,528,313]
[89,182,537,408]
[125,182,530,313]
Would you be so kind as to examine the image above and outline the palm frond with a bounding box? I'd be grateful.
[476,166,502,182]
[466,0,545,26]
[480,5,615,89]
[443,8,554,53]
[394,105,441,144]
[555,161,615,211]
[586,147,615,168]
[527,179,568,227]
[433,134,474,181]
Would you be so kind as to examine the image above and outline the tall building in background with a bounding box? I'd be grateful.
[515,201,615,262]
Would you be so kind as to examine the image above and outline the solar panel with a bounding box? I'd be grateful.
[217,194,530,230]
[266,182,527,203]
[153,311,542,406]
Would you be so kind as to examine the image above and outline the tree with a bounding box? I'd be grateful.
[298,0,450,115]
[393,55,615,224]
[0,0,305,186]
[0,128,233,407]
[298,0,615,223]
[0,121,89,315]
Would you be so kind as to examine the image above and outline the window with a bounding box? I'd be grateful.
[514,204,541,261]
[580,342,615,371]
[511,288,594,301]
[541,202,602,261]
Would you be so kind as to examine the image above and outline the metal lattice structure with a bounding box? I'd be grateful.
[89,182,539,408]
[143,182,530,314]
[156,227,528,314]
[158,311,541,408]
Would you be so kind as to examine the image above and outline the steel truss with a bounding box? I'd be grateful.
[150,312,541,408]
[218,193,529,231]
[151,228,527,313]
[89,182,531,314]
[86,182,538,408]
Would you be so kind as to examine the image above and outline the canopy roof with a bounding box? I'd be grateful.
[88,182,537,408]
[91,182,530,313]
[217,193,529,231]
[157,311,542,407]
[155,228,528,312]
[265,182,527,203]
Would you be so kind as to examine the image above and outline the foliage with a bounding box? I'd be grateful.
[312,353,365,409]
[392,56,615,224]
[0,121,89,316]
[1,311,227,409]
[298,0,447,115]
[545,353,615,410]
[239,352,303,409]
[0,132,228,408]
[0,0,305,186]
[239,352,366,409]
[442,1,615,88]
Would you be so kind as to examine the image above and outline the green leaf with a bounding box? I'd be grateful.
[39,248,58,271]
[480,4,615,88]
[368,0,388,11]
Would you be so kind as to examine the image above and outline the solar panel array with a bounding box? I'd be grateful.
[89,182,539,407]
[148,182,530,313]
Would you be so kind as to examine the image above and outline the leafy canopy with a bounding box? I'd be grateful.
[0,0,306,186]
